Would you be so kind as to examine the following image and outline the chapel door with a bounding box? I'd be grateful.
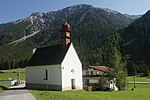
[71,79,75,89]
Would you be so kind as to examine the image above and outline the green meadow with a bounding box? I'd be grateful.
[30,76,150,100]
[126,76,150,82]
[0,84,11,92]
[0,68,25,80]
[0,69,25,92]
[0,69,150,100]
[30,85,150,100]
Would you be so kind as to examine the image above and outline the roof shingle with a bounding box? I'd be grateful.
[26,44,70,66]
[89,66,113,72]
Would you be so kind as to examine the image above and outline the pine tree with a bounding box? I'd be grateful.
[110,47,127,90]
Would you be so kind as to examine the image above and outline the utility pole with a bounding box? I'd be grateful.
[14,53,20,85]
[2,56,4,69]
[133,76,135,88]
[18,67,20,84]
[133,63,136,88]
[17,54,20,84]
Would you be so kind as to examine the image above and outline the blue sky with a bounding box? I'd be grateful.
[0,0,150,24]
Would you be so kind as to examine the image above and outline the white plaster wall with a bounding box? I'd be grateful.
[26,64,61,85]
[61,43,82,91]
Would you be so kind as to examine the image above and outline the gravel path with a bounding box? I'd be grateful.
[0,84,36,100]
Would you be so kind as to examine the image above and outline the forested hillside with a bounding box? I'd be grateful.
[1,4,148,76]
[121,10,150,76]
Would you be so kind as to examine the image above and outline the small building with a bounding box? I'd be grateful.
[83,66,117,90]
[83,66,113,76]
[26,21,82,91]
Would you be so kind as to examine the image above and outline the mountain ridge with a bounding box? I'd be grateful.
[0,4,149,76]
[121,10,150,75]
[0,4,133,46]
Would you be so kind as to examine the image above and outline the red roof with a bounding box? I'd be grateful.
[89,66,113,72]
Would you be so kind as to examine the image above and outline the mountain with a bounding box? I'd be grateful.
[124,14,142,20]
[0,4,134,70]
[0,4,133,46]
[121,10,150,75]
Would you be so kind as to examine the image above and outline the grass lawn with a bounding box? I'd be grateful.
[0,69,25,92]
[126,76,150,82]
[0,68,25,73]
[30,84,150,100]
[0,72,25,80]
[30,76,150,100]
[0,84,11,92]
[0,68,25,80]
[0,69,150,99]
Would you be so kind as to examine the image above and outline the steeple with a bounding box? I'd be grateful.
[61,14,71,45]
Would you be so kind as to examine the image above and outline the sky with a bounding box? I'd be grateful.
[0,0,150,24]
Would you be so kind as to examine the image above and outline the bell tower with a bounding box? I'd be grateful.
[61,18,71,45]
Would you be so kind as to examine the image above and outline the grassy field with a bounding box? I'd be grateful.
[30,76,150,100]
[126,76,150,82]
[0,68,25,73]
[30,86,150,100]
[0,68,25,80]
[0,72,25,80]
[0,69,150,99]
[0,68,25,92]
[0,84,11,92]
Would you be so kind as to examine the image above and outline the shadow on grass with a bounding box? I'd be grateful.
[0,86,7,90]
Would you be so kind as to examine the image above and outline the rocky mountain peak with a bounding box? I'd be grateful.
[30,12,45,17]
